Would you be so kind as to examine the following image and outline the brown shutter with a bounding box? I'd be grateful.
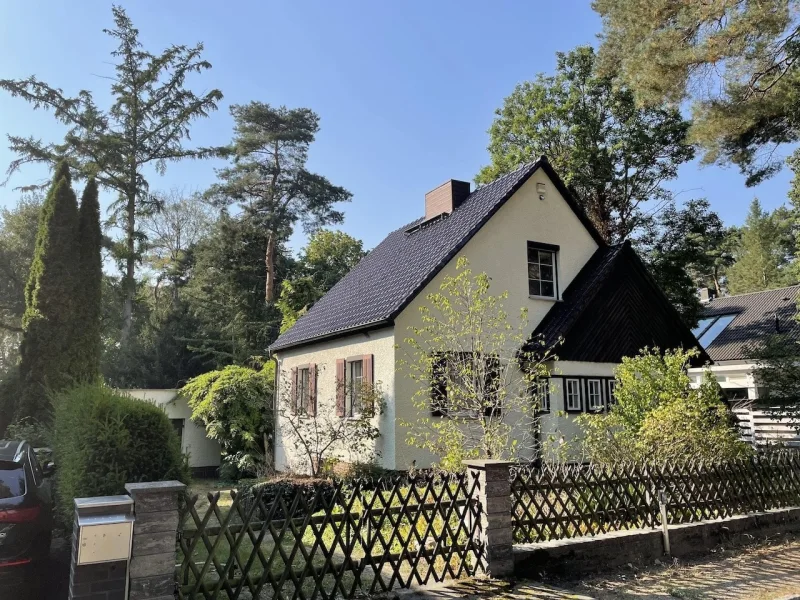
[290,367,298,415]
[431,353,446,417]
[308,364,317,416]
[362,354,374,417]
[336,359,346,417]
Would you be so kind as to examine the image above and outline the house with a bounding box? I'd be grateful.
[122,389,222,477]
[269,157,705,472]
[687,285,800,447]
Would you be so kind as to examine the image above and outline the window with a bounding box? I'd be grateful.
[527,242,558,298]
[565,379,582,412]
[607,380,617,406]
[171,418,185,444]
[533,379,550,413]
[431,352,500,417]
[297,367,310,414]
[587,379,603,411]
[28,449,42,486]
[692,313,737,347]
[347,359,364,417]
[0,461,25,499]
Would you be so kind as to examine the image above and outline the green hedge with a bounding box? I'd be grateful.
[53,384,190,523]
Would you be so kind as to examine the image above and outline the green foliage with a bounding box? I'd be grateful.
[726,199,793,294]
[181,363,275,477]
[0,193,40,340]
[578,348,751,464]
[594,0,800,184]
[5,417,51,448]
[0,369,20,436]
[477,46,693,242]
[73,178,102,382]
[18,162,80,422]
[401,257,554,470]
[207,102,351,304]
[52,383,189,524]
[0,6,223,339]
[749,333,800,427]
[277,230,366,333]
[237,478,336,516]
[636,199,731,326]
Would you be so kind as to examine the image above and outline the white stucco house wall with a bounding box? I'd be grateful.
[123,389,222,476]
[269,158,706,472]
[687,285,800,447]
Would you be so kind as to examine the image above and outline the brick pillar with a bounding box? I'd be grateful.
[69,496,133,600]
[125,481,186,600]
[463,459,514,578]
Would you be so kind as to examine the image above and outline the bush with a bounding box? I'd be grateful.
[0,369,21,437]
[5,417,51,448]
[52,384,190,524]
[236,477,336,516]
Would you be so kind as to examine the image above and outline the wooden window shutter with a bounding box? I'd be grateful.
[335,359,346,417]
[308,364,317,416]
[484,355,501,417]
[362,354,374,416]
[430,353,446,417]
[290,367,298,415]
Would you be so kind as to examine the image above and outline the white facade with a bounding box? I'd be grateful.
[688,363,800,447]
[122,389,222,471]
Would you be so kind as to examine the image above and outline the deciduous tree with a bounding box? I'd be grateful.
[477,46,693,242]
[207,102,351,303]
[0,6,223,340]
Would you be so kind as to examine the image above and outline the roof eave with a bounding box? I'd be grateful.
[269,319,394,354]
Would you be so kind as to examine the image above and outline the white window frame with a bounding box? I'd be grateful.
[565,378,582,412]
[527,242,558,299]
[533,379,550,413]
[607,380,616,405]
[296,366,311,415]
[587,379,603,411]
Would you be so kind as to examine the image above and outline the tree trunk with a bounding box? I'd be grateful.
[121,191,136,342]
[265,232,276,303]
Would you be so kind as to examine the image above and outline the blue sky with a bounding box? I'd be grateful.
[0,0,794,252]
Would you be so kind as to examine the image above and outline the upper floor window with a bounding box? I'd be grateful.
[527,242,558,299]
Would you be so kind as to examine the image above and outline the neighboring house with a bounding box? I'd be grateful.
[687,285,800,447]
[269,157,705,471]
[123,389,222,477]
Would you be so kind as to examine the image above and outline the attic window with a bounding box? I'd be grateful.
[527,242,559,299]
[693,314,736,347]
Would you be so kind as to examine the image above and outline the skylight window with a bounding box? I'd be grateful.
[693,314,737,347]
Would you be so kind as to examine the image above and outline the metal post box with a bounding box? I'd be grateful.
[75,496,134,566]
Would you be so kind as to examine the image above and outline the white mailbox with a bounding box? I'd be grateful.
[75,496,134,566]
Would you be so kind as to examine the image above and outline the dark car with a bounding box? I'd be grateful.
[0,440,54,590]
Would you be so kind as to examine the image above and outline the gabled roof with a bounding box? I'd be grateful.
[699,285,800,362]
[270,157,606,352]
[526,241,709,365]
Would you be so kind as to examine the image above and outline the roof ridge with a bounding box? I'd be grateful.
[713,284,800,300]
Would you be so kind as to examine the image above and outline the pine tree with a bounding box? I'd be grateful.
[73,178,102,382]
[726,199,791,295]
[18,162,80,421]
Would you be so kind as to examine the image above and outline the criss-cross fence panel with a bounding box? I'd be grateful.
[176,473,483,600]
[511,451,800,544]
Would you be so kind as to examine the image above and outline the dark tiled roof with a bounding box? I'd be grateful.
[270,157,605,352]
[700,285,800,361]
[526,241,709,364]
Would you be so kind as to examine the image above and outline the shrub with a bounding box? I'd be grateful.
[236,477,336,516]
[52,383,189,524]
[0,369,21,436]
[5,417,51,448]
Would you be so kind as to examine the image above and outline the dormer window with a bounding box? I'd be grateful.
[527,242,559,299]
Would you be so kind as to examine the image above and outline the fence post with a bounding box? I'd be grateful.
[68,496,134,600]
[125,481,187,600]
[463,459,514,578]
[658,488,671,556]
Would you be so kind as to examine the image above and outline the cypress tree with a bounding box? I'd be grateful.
[17,161,80,421]
[73,178,102,382]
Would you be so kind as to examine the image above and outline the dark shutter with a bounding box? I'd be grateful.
[335,359,346,417]
[361,354,374,416]
[430,353,446,417]
[308,364,317,416]
[484,354,501,417]
[290,367,298,415]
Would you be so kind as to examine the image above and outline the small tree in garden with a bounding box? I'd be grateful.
[278,372,384,477]
[578,347,751,464]
[401,257,555,471]
[749,333,800,429]
[181,362,274,478]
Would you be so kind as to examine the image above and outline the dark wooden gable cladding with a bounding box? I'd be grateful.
[530,243,708,365]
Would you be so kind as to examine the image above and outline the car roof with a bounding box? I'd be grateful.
[0,440,27,463]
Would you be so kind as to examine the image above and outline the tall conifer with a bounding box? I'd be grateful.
[18,162,79,421]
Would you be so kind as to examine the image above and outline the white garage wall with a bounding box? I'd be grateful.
[121,389,221,470]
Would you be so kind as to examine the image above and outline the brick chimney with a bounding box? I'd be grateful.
[425,180,471,220]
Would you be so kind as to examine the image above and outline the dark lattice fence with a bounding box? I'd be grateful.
[511,451,800,544]
[176,473,483,600]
